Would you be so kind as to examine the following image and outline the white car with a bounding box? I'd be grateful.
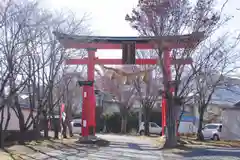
[70,119,82,134]
[202,123,222,140]
[139,122,162,135]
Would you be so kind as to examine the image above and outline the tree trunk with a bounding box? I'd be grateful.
[197,106,205,141]
[2,106,11,146]
[177,113,183,132]
[43,119,48,138]
[0,107,5,148]
[138,108,142,130]
[143,107,150,136]
[18,113,25,133]
[4,106,11,131]
[42,110,49,138]
[0,127,4,149]
[103,118,107,133]
[15,97,25,133]
[164,98,178,148]
[34,103,43,133]
[33,115,40,134]
[121,115,127,134]
[15,95,26,144]
[144,120,150,136]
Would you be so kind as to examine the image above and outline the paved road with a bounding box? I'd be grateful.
[163,146,240,160]
[30,134,163,160]
[29,134,240,160]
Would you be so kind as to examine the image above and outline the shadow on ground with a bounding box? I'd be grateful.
[84,140,162,159]
[173,146,240,159]
[2,135,163,160]
[77,137,110,147]
[109,141,159,150]
[2,138,92,160]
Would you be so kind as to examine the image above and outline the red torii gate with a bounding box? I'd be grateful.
[53,32,204,137]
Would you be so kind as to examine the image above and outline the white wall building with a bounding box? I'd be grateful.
[221,106,240,140]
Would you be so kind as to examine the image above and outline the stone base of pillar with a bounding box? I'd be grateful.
[88,126,95,136]
[77,136,109,146]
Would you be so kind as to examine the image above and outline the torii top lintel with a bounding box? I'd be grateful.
[53,31,205,50]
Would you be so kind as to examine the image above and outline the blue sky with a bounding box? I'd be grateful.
[42,0,240,61]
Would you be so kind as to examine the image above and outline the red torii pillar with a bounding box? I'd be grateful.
[53,32,204,137]
[81,86,88,137]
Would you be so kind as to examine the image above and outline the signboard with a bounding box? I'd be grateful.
[122,42,136,64]
[83,120,87,127]
[77,80,94,86]
[79,89,83,113]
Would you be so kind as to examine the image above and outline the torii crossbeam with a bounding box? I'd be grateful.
[53,31,204,137]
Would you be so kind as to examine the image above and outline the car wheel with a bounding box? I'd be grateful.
[139,130,144,136]
[213,134,220,141]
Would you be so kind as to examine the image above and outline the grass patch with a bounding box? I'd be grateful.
[0,137,80,160]
[139,135,240,149]
[138,135,166,148]
[181,136,240,148]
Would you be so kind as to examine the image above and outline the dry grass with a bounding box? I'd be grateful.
[181,136,240,148]
[138,135,166,148]
[139,134,240,149]
[0,137,79,160]
[138,135,195,154]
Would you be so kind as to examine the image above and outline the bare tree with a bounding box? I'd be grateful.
[125,0,231,147]
[132,62,159,136]
[58,70,86,138]
[96,63,161,134]
[0,0,90,147]
[96,65,143,133]
[191,34,240,140]
[0,0,45,145]
[31,10,89,139]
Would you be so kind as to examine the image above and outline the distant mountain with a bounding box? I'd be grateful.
[211,86,240,106]
[211,77,240,106]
